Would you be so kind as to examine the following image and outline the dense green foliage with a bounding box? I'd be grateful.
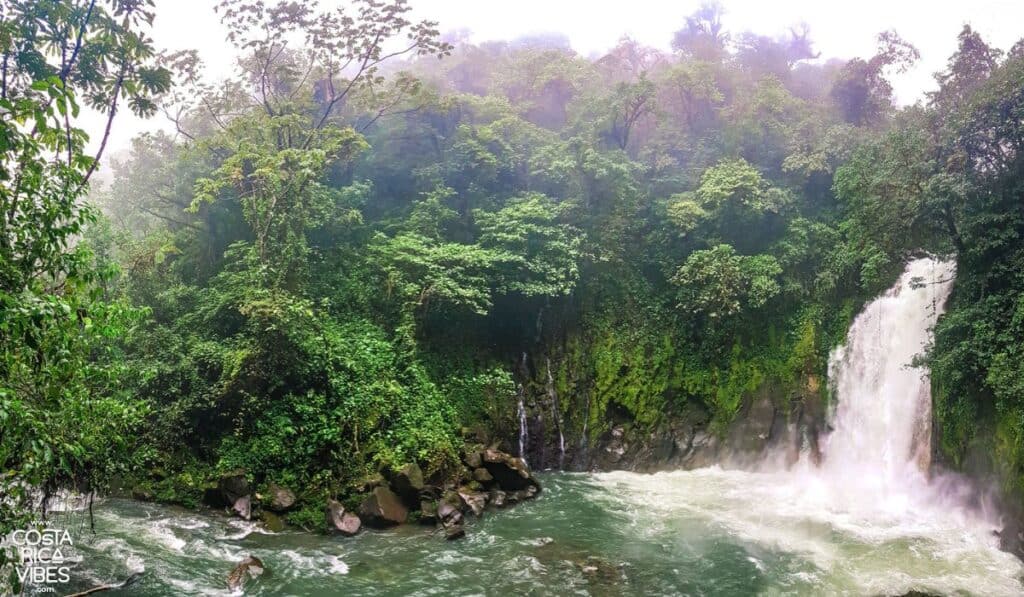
[93,0,916,502]
[0,0,170,589]
[0,0,168,517]
[6,0,1024,544]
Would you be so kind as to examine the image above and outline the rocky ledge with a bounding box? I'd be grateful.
[192,445,541,541]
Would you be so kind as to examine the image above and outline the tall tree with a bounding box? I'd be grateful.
[0,0,170,586]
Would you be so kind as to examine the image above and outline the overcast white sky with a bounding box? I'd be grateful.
[94,0,1024,158]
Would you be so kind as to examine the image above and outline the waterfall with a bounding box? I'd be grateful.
[518,352,529,465]
[821,256,956,488]
[546,357,566,468]
[517,385,529,465]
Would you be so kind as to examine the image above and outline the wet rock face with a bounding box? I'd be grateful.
[457,488,487,516]
[232,495,252,520]
[533,379,829,474]
[387,463,425,507]
[438,491,466,540]
[481,449,540,492]
[265,483,296,512]
[227,555,265,592]
[488,490,507,508]
[327,499,362,536]
[358,486,409,527]
[204,470,251,510]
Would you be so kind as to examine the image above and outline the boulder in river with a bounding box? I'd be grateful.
[219,470,250,503]
[259,510,286,533]
[358,486,408,527]
[488,489,507,508]
[131,486,154,501]
[438,491,465,540]
[443,521,466,540]
[388,463,424,506]
[418,499,439,524]
[506,485,539,504]
[457,488,487,516]
[482,449,540,493]
[265,483,296,512]
[232,495,252,520]
[227,555,265,592]
[205,470,250,508]
[327,499,362,536]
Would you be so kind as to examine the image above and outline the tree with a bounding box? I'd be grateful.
[671,2,728,61]
[671,244,781,320]
[734,24,819,80]
[606,75,656,151]
[929,25,1002,115]
[183,0,451,289]
[691,158,791,251]
[475,193,581,297]
[830,31,919,126]
[0,0,169,581]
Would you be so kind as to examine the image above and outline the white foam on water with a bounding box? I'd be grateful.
[326,555,349,575]
[125,553,146,573]
[166,576,224,597]
[216,518,271,541]
[173,517,210,530]
[277,549,349,576]
[146,519,187,552]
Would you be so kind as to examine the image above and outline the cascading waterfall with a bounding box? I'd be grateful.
[546,357,566,468]
[821,256,957,488]
[517,352,529,464]
[517,384,529,465]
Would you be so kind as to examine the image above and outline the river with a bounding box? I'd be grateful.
[60,468,1020,596]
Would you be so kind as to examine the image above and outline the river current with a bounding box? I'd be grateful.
[60,469,1020,596]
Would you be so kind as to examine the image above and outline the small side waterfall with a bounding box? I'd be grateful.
[822,256,956,488]
[546,357,566,468]
[517,384,529,465]
[517,352,530,465]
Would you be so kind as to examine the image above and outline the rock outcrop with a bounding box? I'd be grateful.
[265,483,296,512]
[327,499,362,536]
[232,495,252,521]
[479,449,540,492]
[358,486,409,527]
[437,491,466,540]
[204,470,251,511]
[227,556,265,592]
[387,463,425,507]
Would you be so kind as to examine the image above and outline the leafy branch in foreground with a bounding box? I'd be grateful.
[0,1,169,572]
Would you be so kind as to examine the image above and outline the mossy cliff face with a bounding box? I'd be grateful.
[499,303,835,473]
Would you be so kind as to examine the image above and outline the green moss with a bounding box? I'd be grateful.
[287,502,328,532]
